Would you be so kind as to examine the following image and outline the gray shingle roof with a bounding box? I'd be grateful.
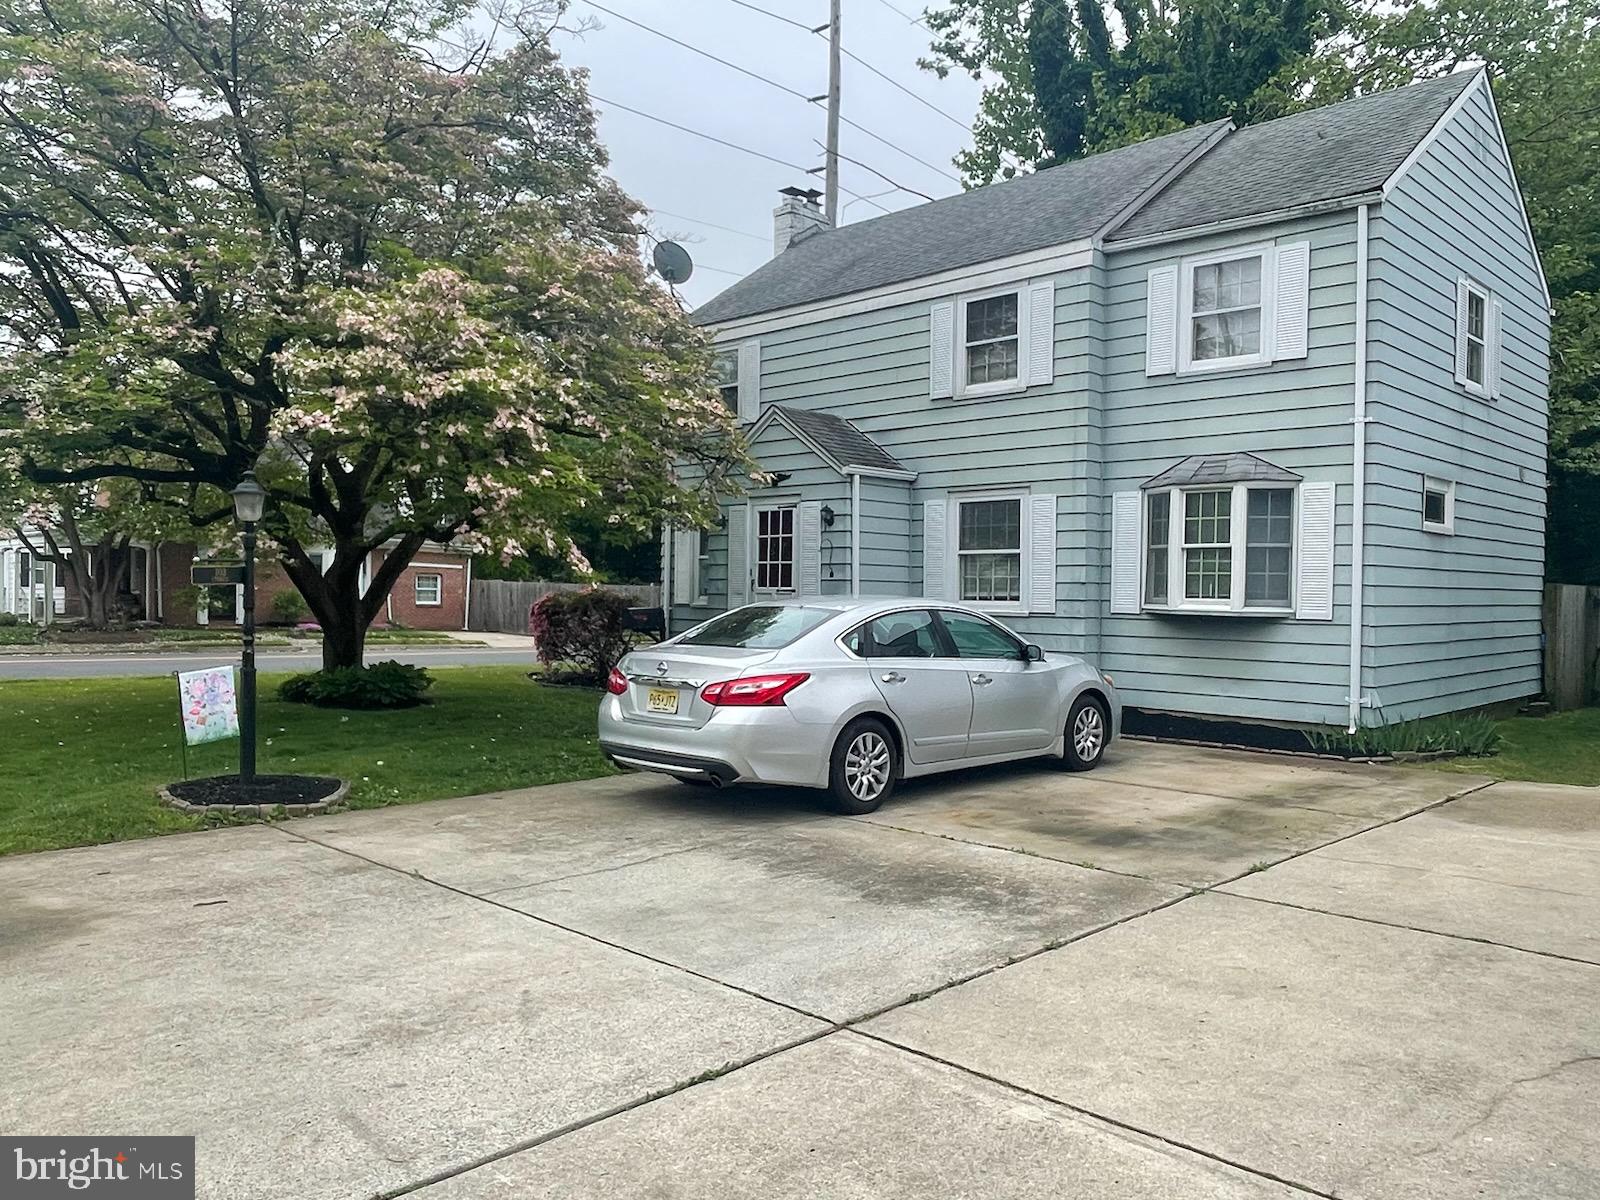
[1142,453,1303,490]
[767,405,908,475]
[1110,72,1478,241]
[691,119,1229,326]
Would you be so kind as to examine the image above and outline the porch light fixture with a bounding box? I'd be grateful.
[820,505,835,528]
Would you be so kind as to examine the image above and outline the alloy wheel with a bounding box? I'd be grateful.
[844,731,892,801]
[1073,704,1105,762]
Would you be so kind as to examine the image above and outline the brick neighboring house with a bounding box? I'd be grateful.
[6,535,473,631]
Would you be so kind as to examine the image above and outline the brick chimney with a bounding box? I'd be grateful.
[773,186,829,255]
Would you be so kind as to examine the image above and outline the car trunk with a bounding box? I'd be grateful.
[618,646,778,731]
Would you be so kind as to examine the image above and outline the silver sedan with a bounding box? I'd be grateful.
[598,598,1119,813]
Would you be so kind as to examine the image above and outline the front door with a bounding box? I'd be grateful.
[938,610,1057,757]
[753,505,796,595]
[862,608,973,764]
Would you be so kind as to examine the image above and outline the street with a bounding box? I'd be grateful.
[0,645,534,680]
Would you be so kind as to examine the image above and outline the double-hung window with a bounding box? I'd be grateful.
[1181,247,1270,371]
[1456,280,1490,396]
[754,505,796,592]
[959,291,1021,395]
[714,350,740,414]
[415,573,443,606]
[955,494,1023,607]
[1145,484,1296,613]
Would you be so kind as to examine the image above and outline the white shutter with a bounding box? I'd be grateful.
[726,505,750,608]
[737,341,761,422]
[1027,493,1058,614]
[1453,279,1470,384]
[797,501,822,595]
[1488,298,1504,400]
[929,302,955,398]
[922,499,949,599]
[1146,265,1179,376]
[670,528,697,605]
[1295,482,1336,621]
[1272,241,1311,361]
[1026,280,1055,386]
[1110,491,1142,615]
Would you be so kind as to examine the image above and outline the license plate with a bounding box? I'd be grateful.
[646,688,680,715]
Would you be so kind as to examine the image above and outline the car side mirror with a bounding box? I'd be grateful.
[1023,643,1044,662]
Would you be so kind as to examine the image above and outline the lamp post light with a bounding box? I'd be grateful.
[230,471,267,786]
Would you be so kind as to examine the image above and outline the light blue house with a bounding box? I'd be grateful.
[670,70,1550,731]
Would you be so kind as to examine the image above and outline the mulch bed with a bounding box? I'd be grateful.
[1122,708,1376,760]
[162,774,346,817]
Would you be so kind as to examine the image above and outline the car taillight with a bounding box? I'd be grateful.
[701,672,810,707]
[606,667,628,695]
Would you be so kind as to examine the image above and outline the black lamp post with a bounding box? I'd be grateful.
[231,471,267,786]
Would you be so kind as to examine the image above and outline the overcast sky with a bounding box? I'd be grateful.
[548,0,986,308]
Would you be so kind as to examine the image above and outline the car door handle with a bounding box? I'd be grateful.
[971,674,993,686]
[880,671,906,684]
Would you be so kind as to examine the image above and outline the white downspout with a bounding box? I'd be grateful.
[462,554,473,631]
[1348,203,1370,733]
[850,472,861,598]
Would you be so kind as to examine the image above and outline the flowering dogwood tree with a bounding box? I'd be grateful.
[0,0,743,668]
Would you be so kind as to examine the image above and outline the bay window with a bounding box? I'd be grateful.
[1146,484,1296,613]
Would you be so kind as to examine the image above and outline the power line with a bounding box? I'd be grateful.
[577,0,959,186]
[867,0,929,27]
[718,0,976,139]
[579,0,812,102]
[647,206,769,244]
[589,92,894,214]
[813,139,934,201]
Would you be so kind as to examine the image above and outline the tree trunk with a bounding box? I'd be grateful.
[281,532,432,672]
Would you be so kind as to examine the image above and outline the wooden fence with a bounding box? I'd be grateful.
[1544,583,1600,710]
[468,579,661,634]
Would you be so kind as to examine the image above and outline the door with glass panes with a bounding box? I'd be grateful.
[753,505,796,595]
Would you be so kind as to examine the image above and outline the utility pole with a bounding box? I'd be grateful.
[823,0,841,225]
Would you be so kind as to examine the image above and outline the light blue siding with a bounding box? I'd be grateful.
[1365,81,1549,719]
[1099,211,1360,725]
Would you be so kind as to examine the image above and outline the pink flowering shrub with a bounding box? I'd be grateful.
[530,590,633,687]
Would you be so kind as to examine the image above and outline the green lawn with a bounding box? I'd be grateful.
[0,667,612,855]
[1435,707,1600,787]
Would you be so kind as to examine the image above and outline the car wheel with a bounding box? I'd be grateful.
[828,717,898,814]
[1062,695,1108,771]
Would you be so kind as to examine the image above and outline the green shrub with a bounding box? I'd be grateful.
[278,659,434,709]
[1305,714,1502,759]
[529,588,633,687]
[0,611,17,627]
[270,589,309,624]
[172,584,207,616]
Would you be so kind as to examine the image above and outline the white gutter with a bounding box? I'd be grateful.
[850,472,861,598]
[1348,203,1370,733]
[1106,192,1383,254]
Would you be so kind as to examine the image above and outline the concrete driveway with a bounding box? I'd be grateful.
[3,742,1596,1199]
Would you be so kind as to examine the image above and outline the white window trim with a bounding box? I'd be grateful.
[1458,278,1491,398]
[752,503,798,595]
[949,489,1030,615]
[1140,482,1298,616]
[954,285,1029,399]
[1176,242,1276,375]
[414,573,444,606]
[1422,476,1456,535]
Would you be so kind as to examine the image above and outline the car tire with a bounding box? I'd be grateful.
[1062,695,1109,771]
[828,717,899,814]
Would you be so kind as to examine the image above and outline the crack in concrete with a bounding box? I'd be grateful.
[1399,1054,1600,1167]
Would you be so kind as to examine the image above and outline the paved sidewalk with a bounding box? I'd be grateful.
[3,744,1595,1199]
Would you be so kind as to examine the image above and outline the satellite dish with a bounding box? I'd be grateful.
[652,240,694,284]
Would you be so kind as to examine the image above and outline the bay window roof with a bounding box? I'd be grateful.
[1141,452,1302,491]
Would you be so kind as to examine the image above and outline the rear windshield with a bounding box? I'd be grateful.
[676,605,835,649]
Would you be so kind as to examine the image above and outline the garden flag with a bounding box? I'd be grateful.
[178,666,240,746]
